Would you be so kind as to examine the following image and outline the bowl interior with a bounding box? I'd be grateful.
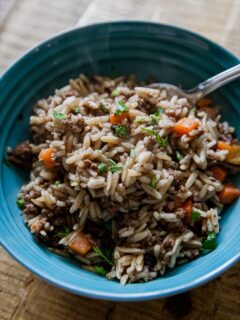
[0,22,240,301]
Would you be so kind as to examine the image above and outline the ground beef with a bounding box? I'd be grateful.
[23,203,39,216]
[144,136,156,151]
[8,141,33,170]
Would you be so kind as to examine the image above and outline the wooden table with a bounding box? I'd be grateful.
[0,0,240,319]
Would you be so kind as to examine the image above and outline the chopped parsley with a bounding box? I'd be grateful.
[53,110,65,120]
[16,198,25,210]
[55,227,71,238]
[191,106,197,114]
[150,176,157,188]
[95,265,107,276]
[176,150,184,161]
[93,247,113,265]
[54,180,61,186]
[111,89,120,97]
[98,163,107,173]
[130,148,135,158]
[108,160,122,173]
[142,127,168,147]
[150,113,160,125]
[134,117,147,124]
[192,211,201,222]
[100,102,109,114]
[114,125,129,138]
[114,100,129,116]
[201,232,217,251]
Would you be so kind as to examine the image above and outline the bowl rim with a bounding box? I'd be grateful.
[0,20,240,301]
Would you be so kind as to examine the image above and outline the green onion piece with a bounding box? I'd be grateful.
[54,180,61,186]
[95,265,107,276]
[176,150,184,161]
[115,125,129,138]
[150,176,157,188]
[202,232,217,250]
[111,89,120,97]
[114,100,129,116]
[192,211,201,222]
[93,247,113,265]
[53,110,65,120]
[73,107,80,114]
[100,102,109,114]
[130,148,135,158]
[98,163,107,173]
[16,198,25,209]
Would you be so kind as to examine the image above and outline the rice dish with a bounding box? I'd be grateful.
[9,74,240,285]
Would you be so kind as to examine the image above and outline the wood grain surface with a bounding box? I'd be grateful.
[0,0,240,319]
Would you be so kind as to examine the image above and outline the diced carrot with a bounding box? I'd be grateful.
[218,184,240,204]
[38,148,55,169]
[172,118,199,136]
[68,231,92,256]
[210,166,227,182]
[217,141,233,151]
[199,106,218,119]
[216,141,240,165]
[196,98,213,108]
[181,199,193,220]
[110,112,130,124]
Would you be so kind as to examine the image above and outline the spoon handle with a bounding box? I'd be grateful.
[190,64,240,99]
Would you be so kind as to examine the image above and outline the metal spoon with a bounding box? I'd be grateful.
[149,64,240,104]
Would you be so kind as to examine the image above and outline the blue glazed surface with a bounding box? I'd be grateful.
[0,21,240,301]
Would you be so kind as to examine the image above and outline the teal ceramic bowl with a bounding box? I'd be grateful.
[0,21,240,301]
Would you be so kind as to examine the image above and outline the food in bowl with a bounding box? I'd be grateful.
[8,74,240,285]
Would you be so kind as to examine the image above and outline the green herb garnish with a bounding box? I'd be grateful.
[108,160,122,173]
[191,106,197,114]
[130,148,135,158]
[98,163,107,173]
[54,180,61,186]
[142,128,168,147]
[111,89,120,97]
[192,211,201,222]
[150,113,160,125]
[115,125,129,138]
[55,227,71,238]
[134,117,147,124]
[53,110,65,120]
[95,265,107,276]
[114,100,129,116]
[100,103,109,114]
[93,247,113,265]
[16,198,25,210]
[202,232,217,250]
[176,150,184,161]
[73,107,80,114]
[150,176,157,188]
